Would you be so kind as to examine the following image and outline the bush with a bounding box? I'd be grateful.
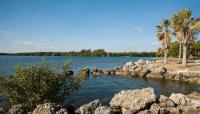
[0,61,81,110]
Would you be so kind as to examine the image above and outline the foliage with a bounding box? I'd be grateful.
[156,19,171,50]
[0,61,81,109]
[156,40,200,58]
[191,40,200,58]
[156,48,164,57]
[168,42,179,57]
[92,49,107,56]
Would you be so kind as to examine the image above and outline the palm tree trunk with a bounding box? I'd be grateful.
[179,43,182,61]
[164,50,167,64]
[182,45,187,67]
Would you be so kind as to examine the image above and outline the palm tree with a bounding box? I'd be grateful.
[156,19,171,64]
[171,8,200,67]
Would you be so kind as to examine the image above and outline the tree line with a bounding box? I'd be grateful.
[156,40,200,59]
[0,49,156,57]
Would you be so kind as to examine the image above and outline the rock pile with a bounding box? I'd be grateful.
[92,59,200,84]
[3,88,200,114]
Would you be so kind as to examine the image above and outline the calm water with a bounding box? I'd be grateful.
[0,56,200,107]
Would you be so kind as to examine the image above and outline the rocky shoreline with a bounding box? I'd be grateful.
[3,87,200,114]
[1,60,200,114]
[91,60,200,85]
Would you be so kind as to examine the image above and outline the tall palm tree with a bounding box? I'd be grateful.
[156,19,171,64]
[171,8,200,67]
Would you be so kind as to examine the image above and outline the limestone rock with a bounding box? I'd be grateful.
[137,110,150,114]
[33,103,57,114]
[92,68,103,75]
[149,103,166,114]
[9,104,27,114]
[169,93,191,106]
[110,87,157,113]
[32,103,68,114]
[79,68,90,77]
[79,99,101,114]
[159,95,176,107]
[55,108,68,114]
[94,106,112,114]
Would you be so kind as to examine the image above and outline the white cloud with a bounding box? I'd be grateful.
[132,26,143,32]
[13,40,34,45]
[12,40,59,52]
[0,30,13,36]
[151,41,160,46]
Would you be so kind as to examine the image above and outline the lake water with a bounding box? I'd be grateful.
[0,56,200,107]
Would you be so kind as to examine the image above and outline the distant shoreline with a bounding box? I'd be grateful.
[0,51,156,57]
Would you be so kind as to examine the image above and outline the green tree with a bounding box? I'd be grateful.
[156,48,164,57]
[191,40,200,58]
[0,61,81,110]
[92,49,107,56]
[168,41,179,57]
[171,8,200,67]
[156,19,171,64]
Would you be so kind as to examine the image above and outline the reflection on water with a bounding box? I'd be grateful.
[67,75,200,107]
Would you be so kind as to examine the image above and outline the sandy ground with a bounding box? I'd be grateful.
[152,60,200,71]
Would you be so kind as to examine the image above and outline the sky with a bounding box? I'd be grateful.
[0,0,200,53]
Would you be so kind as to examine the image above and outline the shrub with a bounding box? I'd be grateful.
[0,61,81,110]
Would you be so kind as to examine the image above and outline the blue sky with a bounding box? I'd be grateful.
[0,0,199,53]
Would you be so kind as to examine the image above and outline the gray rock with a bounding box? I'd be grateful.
[9,104,27,114]
[79,99,101,114]
[110,87,157,113]
[94,106,112,114]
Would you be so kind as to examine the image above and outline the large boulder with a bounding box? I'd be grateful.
[94,106,112,114]
[32,103,70,114]
[78,99,101,114]
[9,104,27,114]
[146,66,166,79]
[110,87,157,113]
[169,93,191,106]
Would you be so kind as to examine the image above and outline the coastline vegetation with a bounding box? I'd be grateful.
[156,40,200,59]
[0,61,81,110]
[0,49,156,57]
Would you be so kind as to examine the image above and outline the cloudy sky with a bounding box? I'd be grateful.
[0,0,200,53]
